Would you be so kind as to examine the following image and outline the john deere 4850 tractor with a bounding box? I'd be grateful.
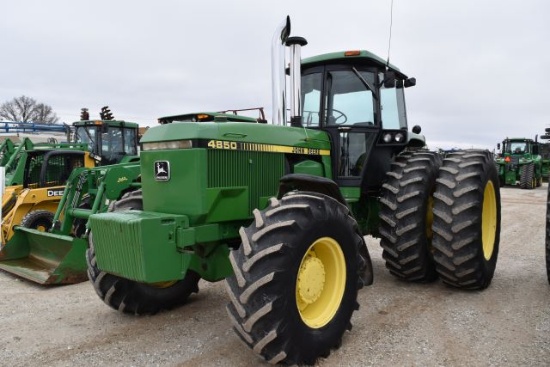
[86,18,500,365]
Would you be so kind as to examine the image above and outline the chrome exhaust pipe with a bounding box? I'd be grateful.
[271,16,290,125]
[286,36,307,127]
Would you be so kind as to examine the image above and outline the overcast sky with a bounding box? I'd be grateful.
[1,0,548,150]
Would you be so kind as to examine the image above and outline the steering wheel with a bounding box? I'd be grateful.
[331,109,348,125]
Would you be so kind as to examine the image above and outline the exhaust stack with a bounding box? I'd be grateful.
[271,17,290,125]
[286,36,308,127]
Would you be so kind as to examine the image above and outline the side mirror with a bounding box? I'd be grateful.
[404,77,416,88]
[383,71,396,88]
[412,125,421,134]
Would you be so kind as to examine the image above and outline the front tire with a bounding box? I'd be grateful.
[86,190,200,314]
[432,150,501,289]
[379,151,442,282]
[225,192,365,365]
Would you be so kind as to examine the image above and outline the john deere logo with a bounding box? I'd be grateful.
[155,161,170,181]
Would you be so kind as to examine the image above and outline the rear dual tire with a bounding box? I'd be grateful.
[432,150,501,289]
[379,150,501,290]
[379,151,442,282]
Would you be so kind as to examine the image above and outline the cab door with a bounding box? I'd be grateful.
[301,65,380,187]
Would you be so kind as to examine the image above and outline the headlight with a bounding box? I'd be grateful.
[379,130,408,145]
[394,132,405,143]
[142,140,193,151]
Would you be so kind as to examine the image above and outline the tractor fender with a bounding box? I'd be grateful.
[276,173,374,286]
[277,173,347,207]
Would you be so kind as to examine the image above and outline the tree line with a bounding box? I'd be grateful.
[0,95,59,124]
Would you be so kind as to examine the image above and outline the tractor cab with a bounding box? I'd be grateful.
[501,138,538,157]
[73,120,139,165]
[22,150,91,190]
[298,51,423,190]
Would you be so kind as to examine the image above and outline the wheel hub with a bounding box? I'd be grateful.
[295,237,346,329]
[297,255,326,304]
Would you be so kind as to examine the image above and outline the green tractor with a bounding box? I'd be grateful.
[85,18,500,365]
[2,107,139,188]
[0,108,141,284]
[495,137,543,189]
[538,128,550,181]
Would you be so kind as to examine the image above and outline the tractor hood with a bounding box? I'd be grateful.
[140,121,331,151]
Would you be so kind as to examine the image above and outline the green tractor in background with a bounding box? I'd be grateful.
[85,18,500,365]
[495,137,543,189]
[0,107,141,284]
[539,128,550,181]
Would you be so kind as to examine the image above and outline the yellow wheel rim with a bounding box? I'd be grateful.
[481,181,497,260]
[296,237,346,329]
[36,224,48,232]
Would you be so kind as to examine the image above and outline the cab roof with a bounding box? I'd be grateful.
[302,50,408,79]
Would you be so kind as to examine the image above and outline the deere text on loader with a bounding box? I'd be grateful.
[85,18,501,365]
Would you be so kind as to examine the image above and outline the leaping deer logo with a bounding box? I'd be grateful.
[156,162,167,175]
[155,161,170,181]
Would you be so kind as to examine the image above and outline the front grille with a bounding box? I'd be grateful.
[207,150,284,212]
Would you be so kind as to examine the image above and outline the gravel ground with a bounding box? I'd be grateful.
[1,184,549,367]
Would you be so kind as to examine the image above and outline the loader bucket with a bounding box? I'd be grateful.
[0,227,88,285]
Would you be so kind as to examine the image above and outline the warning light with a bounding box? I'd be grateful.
[344,50,361,57]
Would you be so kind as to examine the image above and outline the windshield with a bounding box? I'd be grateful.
[505,141,528,154]
[102,126,137,162]
[301,68,376,127]
[74,126,97,149]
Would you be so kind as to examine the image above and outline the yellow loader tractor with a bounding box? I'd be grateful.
[1,149,95,242]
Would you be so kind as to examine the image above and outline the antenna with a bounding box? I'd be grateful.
[386,0,394,67]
